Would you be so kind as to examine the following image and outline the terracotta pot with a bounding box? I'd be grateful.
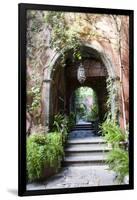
[40,165,57,181]
[27,166,58,183]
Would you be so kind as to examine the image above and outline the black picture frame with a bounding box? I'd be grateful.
[18,3,134,196]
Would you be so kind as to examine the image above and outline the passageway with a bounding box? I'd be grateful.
[49,46,108,128]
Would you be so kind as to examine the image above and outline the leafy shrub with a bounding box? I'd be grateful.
[100,120,126,146]
[67,112,76,132]
[100,119,129,183]
[107,148,129,183]
[90,104,99,120]
[27,132,64,181]
[52,114,68,132]
[52,113,76,143]
[52,114,68,144]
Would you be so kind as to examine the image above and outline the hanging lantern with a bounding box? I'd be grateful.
[77,63,86,84]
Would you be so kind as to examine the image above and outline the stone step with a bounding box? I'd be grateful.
[65,146,110,153]
[72,126,93,129]
[74,125,92,127]
[75,124,91,126]
[63,155,107,166]
[66,143,107,149]
[73,128,93,130]
[68,131,96,138]
[71,129,94,132]
[67,137,106,144]
[74,124,97,127]
[65,150,109,157]
[74,124,94,126]
[65,146,110,155]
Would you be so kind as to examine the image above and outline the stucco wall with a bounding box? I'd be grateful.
[26,11,129,131]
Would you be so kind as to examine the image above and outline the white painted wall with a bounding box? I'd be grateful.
[0,0,136,199]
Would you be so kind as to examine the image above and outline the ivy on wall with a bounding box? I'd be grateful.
[106,76,120,122]
[45,11,82,65]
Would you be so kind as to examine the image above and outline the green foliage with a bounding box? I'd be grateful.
[45,11,82,65]
[100,119,126,146]
[27,81,41,125]
[76,103,86,118]
[100,119,129,183]
[27,133,64,181]
[107,148,129,183]
[52,114,69,143]
[106,77,119,121]
[45,12,67,50]
[52,114,68,133]
[52,113,76,143]
[87,104,99,120]
[27,85,41,111]
[75,87,99,121]
[67,112,76,131]
[75,87,94,99]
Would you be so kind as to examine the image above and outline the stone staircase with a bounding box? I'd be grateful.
[71,123,96,131]
[63,123,110,166]
[27,123,115,190]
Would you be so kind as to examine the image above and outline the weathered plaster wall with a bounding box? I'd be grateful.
[26,11,129,131]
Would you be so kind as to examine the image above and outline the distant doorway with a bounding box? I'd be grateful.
[70,87,99,124]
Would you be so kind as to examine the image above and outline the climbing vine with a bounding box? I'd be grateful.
[27,71,41,125]
[45,12,108,65]
[27,85,41,112]
[105,76,120,122]
[45,12,87,64]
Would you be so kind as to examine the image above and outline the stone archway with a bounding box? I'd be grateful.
[43,43,119,128]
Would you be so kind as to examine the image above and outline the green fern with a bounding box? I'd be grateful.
[100,120,126,146]
[100,119,129,183]
[27,132,64,181]
[107,148,129,183]
[52,113,76,143]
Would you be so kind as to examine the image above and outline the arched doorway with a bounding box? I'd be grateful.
[47,44,119,128]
